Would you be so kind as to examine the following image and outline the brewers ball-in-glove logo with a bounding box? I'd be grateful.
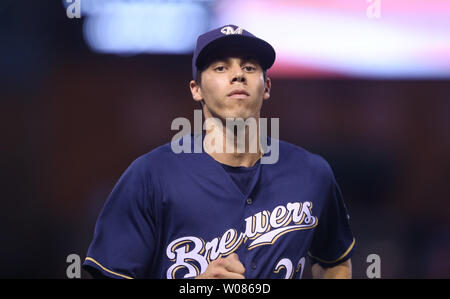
[166,201,317,279]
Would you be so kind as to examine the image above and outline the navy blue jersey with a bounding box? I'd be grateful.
[83,134,355,279]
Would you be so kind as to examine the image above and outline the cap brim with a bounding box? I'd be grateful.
[195,34,276,71]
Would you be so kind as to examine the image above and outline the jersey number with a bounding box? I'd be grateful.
[273,257,305,279]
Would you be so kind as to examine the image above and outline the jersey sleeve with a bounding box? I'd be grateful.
[308,163,355,268]
[83,156,158,279]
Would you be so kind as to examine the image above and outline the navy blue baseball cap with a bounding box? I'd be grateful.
[192,24,276,81]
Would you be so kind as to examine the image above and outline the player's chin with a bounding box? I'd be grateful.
[222,103,259,120]
[222,108,257,121]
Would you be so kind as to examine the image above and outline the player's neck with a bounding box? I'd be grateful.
[203,117,264,168]
[206,148,264,168]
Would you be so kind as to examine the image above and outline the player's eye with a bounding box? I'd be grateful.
[243,65,256,72]
[214,66,226,72]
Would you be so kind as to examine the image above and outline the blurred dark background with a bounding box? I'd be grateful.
[1,1,449,278]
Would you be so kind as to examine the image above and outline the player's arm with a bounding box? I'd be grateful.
[311,259,352,279]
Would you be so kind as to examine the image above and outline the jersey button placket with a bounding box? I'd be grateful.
[246,198,253,205]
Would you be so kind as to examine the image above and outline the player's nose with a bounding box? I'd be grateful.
[231,69,246,84]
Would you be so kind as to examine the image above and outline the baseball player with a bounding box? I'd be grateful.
[83,24,355,279]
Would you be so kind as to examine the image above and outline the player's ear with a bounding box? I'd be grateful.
[190,80,203,103]
[263,76,271,101]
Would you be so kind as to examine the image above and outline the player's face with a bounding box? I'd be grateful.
[190,56,271,121]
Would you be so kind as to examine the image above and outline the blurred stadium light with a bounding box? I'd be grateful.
[63,0,213,54]
[212,0,450,78]
[64,0,450,78]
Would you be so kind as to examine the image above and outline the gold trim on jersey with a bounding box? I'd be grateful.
[307,238,355,264]
[85,257,133,279]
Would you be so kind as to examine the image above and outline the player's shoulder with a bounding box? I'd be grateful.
[276,138,334,175]
[129,140,178,171]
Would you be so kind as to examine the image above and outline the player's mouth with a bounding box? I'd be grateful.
[227,89,250,99]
